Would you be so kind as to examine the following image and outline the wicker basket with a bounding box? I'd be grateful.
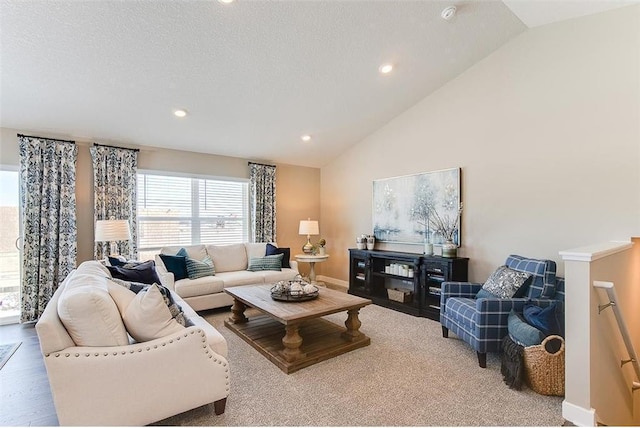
[523,335,565,396]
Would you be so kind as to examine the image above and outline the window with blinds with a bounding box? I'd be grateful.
[137,172,249,261]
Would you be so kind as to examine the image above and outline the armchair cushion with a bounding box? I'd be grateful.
[478,265,532,299]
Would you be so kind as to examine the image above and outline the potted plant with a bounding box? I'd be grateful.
[317,238,326,255]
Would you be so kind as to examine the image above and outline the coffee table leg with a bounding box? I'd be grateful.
[281,323,305,362]
[342,309,363,341]
[228,298,248,324]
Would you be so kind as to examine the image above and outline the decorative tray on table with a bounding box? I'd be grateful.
[270,275,319,302]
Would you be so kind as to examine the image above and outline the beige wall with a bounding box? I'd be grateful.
[0,127,320,264]
[320,5,640,283]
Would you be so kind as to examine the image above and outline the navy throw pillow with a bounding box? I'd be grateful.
[507,309,545,347]
[266,243,290,268]
[159,254,188,281]
[523,302,564,337]
[107,259,160,285]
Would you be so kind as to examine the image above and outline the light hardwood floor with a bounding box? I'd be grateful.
[0,322,59,426]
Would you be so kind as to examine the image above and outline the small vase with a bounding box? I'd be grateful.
[318,246,326,256]
[424,242,433,256]
[366,236,375,250]
[442,239,457,258]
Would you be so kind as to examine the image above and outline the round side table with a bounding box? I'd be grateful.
[295,254,329,284]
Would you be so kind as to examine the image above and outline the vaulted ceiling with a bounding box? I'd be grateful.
[0,1,633,167]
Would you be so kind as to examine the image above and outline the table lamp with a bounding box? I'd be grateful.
[299,218,319,254]
[95,219,131,256]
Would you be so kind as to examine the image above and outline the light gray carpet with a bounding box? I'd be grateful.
[157,305,563,426]
[0,342,21,370]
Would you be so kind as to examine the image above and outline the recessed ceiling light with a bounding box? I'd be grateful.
[378,63,393,74]
[441,6,457,21]
[173,109,187,118]
[218,0,234,3]
[301,135,312,142]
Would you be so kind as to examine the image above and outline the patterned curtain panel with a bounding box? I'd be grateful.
[249,162,276,243]
[90,145,138,260]
[18,135,77,323]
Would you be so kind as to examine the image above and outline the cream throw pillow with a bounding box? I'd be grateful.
[108,282,184,342]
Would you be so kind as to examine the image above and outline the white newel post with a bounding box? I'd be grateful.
[559,241,637,427]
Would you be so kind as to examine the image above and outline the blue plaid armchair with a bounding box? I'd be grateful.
[440,255,564,367]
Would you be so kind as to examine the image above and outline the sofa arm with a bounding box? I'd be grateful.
[155,254,175,291]
[290,260,299,273]
[43,326,229,426]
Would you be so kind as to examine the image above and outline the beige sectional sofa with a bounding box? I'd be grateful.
[35,261,230,426]
[155,242,299,311]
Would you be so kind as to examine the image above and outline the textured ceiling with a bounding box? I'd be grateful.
[0,1,624,168]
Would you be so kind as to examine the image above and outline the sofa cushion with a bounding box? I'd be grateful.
[215,270,265,287]
[112,283,185,342]
[107,259,161,285]
[174,276,225,299]
[207,243,248,273]
[57,273,129,347]
[262,268,300,284]
[161,244,207,261]
[266,243,291,269]
[185,255,215,279]
[159,254,189,281]
[247,254,283,271]
[245,243,268,261]
[75,260,111,277]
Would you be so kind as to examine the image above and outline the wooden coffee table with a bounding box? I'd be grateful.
[224,284,371,374]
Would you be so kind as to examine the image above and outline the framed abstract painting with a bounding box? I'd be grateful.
[372,167,461,246]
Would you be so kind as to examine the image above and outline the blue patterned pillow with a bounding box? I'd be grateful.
[185,256,215,279]
[247,254,283,272]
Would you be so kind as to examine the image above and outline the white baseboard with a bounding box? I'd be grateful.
[317,275,348,289]
[562,400,597,426]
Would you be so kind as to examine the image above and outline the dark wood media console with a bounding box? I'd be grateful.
[348,249,469,321]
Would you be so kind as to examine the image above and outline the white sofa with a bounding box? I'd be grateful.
[35,261,230,426]
[155,242,299,311]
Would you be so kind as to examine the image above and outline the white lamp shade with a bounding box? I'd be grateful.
[299,220,319,236]
[95,219,131,242]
